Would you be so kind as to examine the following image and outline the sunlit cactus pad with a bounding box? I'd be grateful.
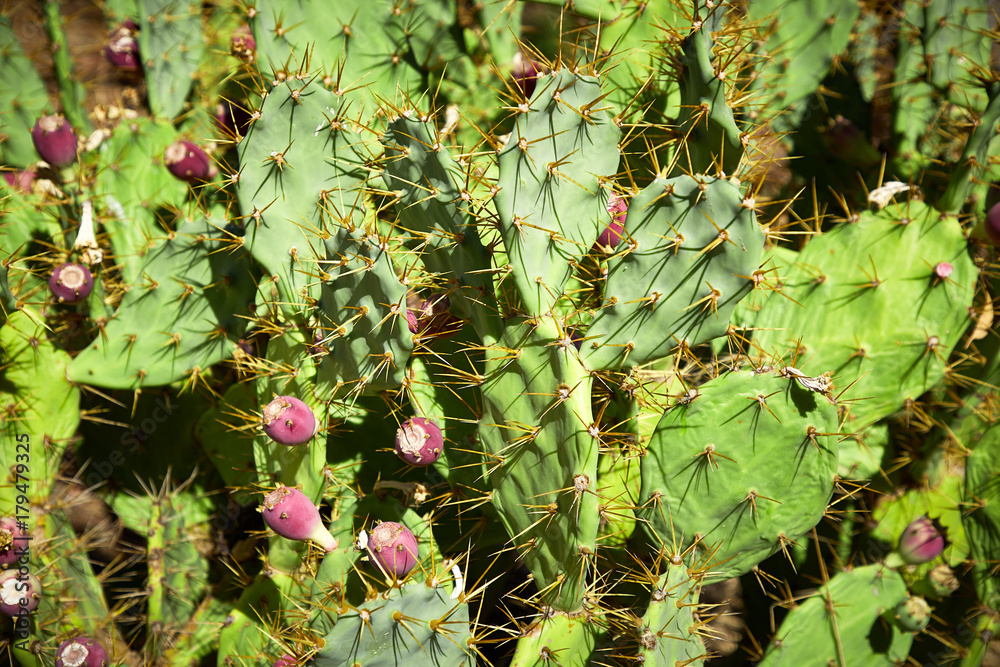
[2,0,1000,664]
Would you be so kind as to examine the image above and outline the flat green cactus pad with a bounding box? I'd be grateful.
[641,368,840,583]
[479,317,600,611]
[0,311,80,508]
[67,218,256,388]
[583,174,764,370]
[636,563,707,666]
[312,583,473,667]
[494,69,621,317]
[752,200,976,430]
[758,565,913,666]
[962,422,1000,610]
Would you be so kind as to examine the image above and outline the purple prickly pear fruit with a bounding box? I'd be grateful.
[273,656,298,667]
[594,193,627,252]
[898,516,945,564]
[985,202,1000,247]
[0,569,41,616]
[105,22,140,70]
[394,417,444,466]
[32,115,77,167]
[2,169,35,192]
[934,262,953,279]
[407,294,462,338]
[405,309,420,334]
[820,116,881,167]
[366,521,418,579]
[49,263,94,304]
[215,102,253,138]
[261,395,318,445]
[260,485,338,551]
[0,517,26,567]
[55,636,110,667]
[164,140,217,183]
[892,596,931,632]
[566,327,583,351]
[231,25,256,61]
[512,58,541,98]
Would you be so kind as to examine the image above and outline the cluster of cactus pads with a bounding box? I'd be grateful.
[3,0,1000,665]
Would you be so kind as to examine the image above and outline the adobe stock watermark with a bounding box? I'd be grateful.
[4,433,36,650]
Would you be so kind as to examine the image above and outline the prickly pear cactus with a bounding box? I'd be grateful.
[3,1,1000,665]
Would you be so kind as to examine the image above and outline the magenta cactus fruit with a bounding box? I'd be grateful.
[104,22,139,70]
[985,202,1000,246]
[215,102,253,138]
[405,309,420,334]
[231,25,256,61]
[261,395,318,445]
[2,169,35,192]
[272,656,297,667]
[512,58,541,98]
[898,516,945,564]
[164,140,217,183]
[49,263,94,304]
[55,636,110,667]
[394,417,444,466]
[0,569,41,616]
[260,485,338,551]
[32,115,77,167]
[406,294,462,338]
[594,193,627,251]
[366,521,418,579]
[0,517,25,567]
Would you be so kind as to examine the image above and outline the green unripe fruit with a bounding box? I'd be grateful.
[892,596,931,633]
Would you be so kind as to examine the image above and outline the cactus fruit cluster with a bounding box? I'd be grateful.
[3,1,1000,665]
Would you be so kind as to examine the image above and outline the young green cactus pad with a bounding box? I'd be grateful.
[261,395,319,445]
[892,596,932,633]
[917,564,960,599]
[641,367,840,582]
[261,485,339,551]
[508,611,600,667]
[628,558,709,666]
